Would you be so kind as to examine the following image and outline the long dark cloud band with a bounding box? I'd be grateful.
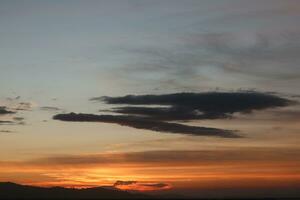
[54,92,294,138]
[98,92,291,111]
[53,113,238,138]
[91,92,294,120]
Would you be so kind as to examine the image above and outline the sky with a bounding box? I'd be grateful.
[0,0,300,198]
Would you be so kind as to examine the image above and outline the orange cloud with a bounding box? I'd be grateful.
[113,180,172,191]
[0,148,299,190]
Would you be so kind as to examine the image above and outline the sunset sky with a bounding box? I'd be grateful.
[1,0,300,198]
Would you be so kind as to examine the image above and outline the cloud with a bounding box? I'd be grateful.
[0,97,37,126]
[192,31,300,80]
[15,102,35,111]
[112,6,300,92]
[13,117,24,121]
[7,148,300,168]
[40,106,62,112]
[4,94,37,112]
[0,121,14,125]
[108,106,215,120]
[113,180,171,191]
[1,148,299,191]
[0,130,14,133]
[54,92,294,137]
[99,92,291,109]
[53,113,238,138]
[113,180,137,186]
[92,92,293,120]
[0,106,25,125]
[0,106,15,115]
[0,120,24,126]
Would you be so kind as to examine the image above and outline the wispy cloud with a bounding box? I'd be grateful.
[0,97,37,126]
[1,147,299,192]
[0,130,14,133]
[3,147,300,168]
[40,106,62,112]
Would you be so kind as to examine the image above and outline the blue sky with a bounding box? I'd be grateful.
[1,0,300,105]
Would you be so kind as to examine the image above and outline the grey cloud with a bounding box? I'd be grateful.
[27,148,300,167]
[130,31,300,82]
[0,130,14,133]
[93,92,293,120]
[0,106,15,115]
[0,121,13,125]
[13,117,24,121]
[55,92,293,137]
[53,113,238,138]
[15,102,34,111]
[116,6,300,92]
[40,106,62,112]
[108,106,222,120]
[0,109,25,125]
[0,98,35,126]
[114,181,137,186]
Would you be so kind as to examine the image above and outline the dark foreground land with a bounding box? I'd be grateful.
[0,182,299,200]
[0,182,148,199]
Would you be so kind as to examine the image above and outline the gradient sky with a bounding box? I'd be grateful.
[1,0,300,198]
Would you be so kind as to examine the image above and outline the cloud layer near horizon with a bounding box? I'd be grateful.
[1,148,299,195]
[2,147,299,168]
[113,180,171,191]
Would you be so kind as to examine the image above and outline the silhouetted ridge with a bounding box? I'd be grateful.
[0,182,150,199]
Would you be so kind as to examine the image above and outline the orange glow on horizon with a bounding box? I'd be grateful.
[1,159,300,191]
[0,148,299,191]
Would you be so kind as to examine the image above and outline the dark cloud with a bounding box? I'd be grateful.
[0,121,13,125]
[92,92,293,120]
[0,114,24,126]
[99,92,290,109]
[109,106,218,120]
[40,106,62,111]
[143,183,169,188]
[13,117,24,121]
[1,98,35,126]
[114,181,137,186]
[54,92,294,137]
[53,113,238,138]
[0,130,14,133]
[0,106,15,115]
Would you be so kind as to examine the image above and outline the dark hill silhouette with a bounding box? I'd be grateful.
[0,182,151,199]
[2,182,299,200]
